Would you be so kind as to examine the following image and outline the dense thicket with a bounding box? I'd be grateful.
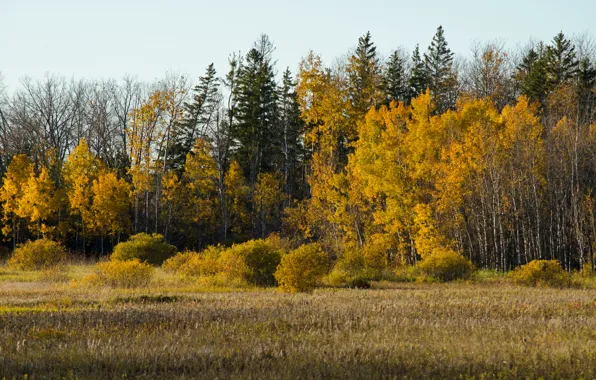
[1,29,595,271]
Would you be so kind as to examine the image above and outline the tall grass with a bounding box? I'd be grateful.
[1,266,596,378]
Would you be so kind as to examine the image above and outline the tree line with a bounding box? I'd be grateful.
[0,27,595,271]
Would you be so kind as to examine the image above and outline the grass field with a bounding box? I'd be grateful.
[1,265,596,379]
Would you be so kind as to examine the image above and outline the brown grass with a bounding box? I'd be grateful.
[0,265,596,378]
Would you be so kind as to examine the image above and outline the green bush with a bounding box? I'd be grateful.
[8,239,67,270]
[275,243,329,293]
[225,239,282,286]
[416,248,474,281]
[111,233,177,265]
[510,260,570,287]
[89,259,154,288]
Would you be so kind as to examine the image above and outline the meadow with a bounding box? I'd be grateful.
[1,265,596,379]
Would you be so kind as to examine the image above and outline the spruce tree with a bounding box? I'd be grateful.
[383,50,408,104]
[279,68,305,201]
[516,45,548,106]
[347,31,381,116]
[233,35,280,188]
[408,44,428,101]
[577,57,596,124]
[173,63,220,169]
[424,26,457,112]
[545,31,578,89]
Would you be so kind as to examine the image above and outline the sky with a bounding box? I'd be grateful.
[1,0,595,92]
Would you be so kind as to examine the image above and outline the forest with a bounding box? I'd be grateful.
[0,26,595,273]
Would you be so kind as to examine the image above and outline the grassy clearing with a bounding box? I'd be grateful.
[1,265,596,378]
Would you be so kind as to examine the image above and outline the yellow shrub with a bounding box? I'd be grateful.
[178,247,223,278]
[416,248,474,281]
[275,243,329,293]
[224,240,282,286]
[162,251,198,273]
[8,239,67,270]
[328,242,390,288]
[510,260,570,287]
[111,233,177,265]
[91,259,154,288]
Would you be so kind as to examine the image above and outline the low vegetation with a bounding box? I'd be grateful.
[85,258,154,288]
[416,248,475,282]
[275,243,329,293]
[509,259,571,288]
[111,233,177,265]
[7,239,67,270]
[1,271,596,378]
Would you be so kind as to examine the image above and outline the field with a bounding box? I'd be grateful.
[1,266,596,379]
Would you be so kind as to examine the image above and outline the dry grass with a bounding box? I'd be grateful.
[1,265,596,378]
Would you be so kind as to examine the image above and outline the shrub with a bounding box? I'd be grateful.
[327,243,390,288]
[225,239,282,286]
[275,243,329,293]
[510,260,570,287]
[8,239,67,270]
[111,233,177,265]
[178,246,224,278]
[162,251,198,273]
[91,259,154,288]
[416,248,474,281]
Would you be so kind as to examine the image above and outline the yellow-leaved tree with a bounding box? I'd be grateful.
[0,155,34,248]
[224,160,250,238]
[63,139,104,252]
[183,138,218,247]
[253,172,285,238]
[17,167,58,238]
[89,171,131,253]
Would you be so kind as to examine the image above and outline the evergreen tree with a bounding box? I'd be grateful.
[424,26,457,113]
[383,50,408,104]
[408,44,428,101]
[279,68,306,202]
[347,31,381,116]
[233,35,280,187]
[577,57,596,125]
[173,63,220,169]
[545,32,578,89]
[516,45,548,106]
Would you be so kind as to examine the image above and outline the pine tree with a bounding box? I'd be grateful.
[424,26,457,113]
[408,45,428,102]
[383,50,408,104]
[516,45,548,106]
[545,31,578,89]
[173,63,221,169]
[577,57,596,124]
[233,35,280,187]
[278,68,305,201]
[347,31,382,116]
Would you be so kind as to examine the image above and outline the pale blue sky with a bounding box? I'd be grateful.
[1,0,594,90]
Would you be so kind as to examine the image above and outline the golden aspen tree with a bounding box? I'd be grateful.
[63,139,104,251]
[17,167,58,238]
[0,155,34,248]
[89,171,131,253]
[183,138,218,246]
[224,160,250,237]
[127,89,181,233]
[348,102,415,263]
[253,172,285,238]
